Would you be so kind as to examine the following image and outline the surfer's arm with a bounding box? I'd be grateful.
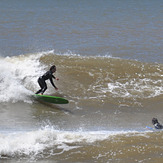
[52,75,59,80]
[52,75,56,79]
[50,78,58,90]
[50,78,56,88]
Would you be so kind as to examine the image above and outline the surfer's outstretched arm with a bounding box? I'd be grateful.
[50,78,58,90]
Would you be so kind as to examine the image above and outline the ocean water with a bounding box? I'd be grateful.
[0,0,163,162]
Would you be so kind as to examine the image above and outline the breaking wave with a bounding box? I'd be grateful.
[0,50,162,106]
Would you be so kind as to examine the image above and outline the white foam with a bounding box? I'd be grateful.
[0,51,49,103]
[0,126,147,158]
[101,77,163,99]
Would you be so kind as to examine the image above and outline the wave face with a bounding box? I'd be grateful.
[50,53,163,107]
[1,51,162,106]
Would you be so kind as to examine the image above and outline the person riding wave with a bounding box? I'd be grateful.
[152,118,163,129]
[36,65,59,95]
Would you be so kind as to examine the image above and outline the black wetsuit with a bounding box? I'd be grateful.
[154,122,163,129]
[36,70,57,94]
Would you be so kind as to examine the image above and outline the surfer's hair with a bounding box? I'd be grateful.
[152,118,158,125]
[50,65,56,71]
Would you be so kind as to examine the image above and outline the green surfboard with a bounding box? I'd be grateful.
[35,94,69,104]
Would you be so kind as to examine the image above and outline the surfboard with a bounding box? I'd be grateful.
[146,126,154,130]
[34,94,69,104]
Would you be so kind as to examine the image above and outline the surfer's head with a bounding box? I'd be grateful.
[152,118,158,125]
[50,65,56,73]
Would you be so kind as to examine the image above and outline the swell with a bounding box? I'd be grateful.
[0,51,163,107]
[39,52,163,107]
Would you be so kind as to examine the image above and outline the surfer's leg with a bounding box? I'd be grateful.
[37,78,47,95]
[41,82,47,94]
[36,89,42,94]
[36,77,44,94]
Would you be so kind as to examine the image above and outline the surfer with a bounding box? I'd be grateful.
[36,65,59,95]
[152,118,163,129]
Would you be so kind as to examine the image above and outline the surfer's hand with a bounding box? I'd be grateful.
[55,87,58,90]
[56,78,59,80]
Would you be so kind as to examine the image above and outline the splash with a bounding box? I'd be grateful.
[0,126,147,160]
[0,51,49,103]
